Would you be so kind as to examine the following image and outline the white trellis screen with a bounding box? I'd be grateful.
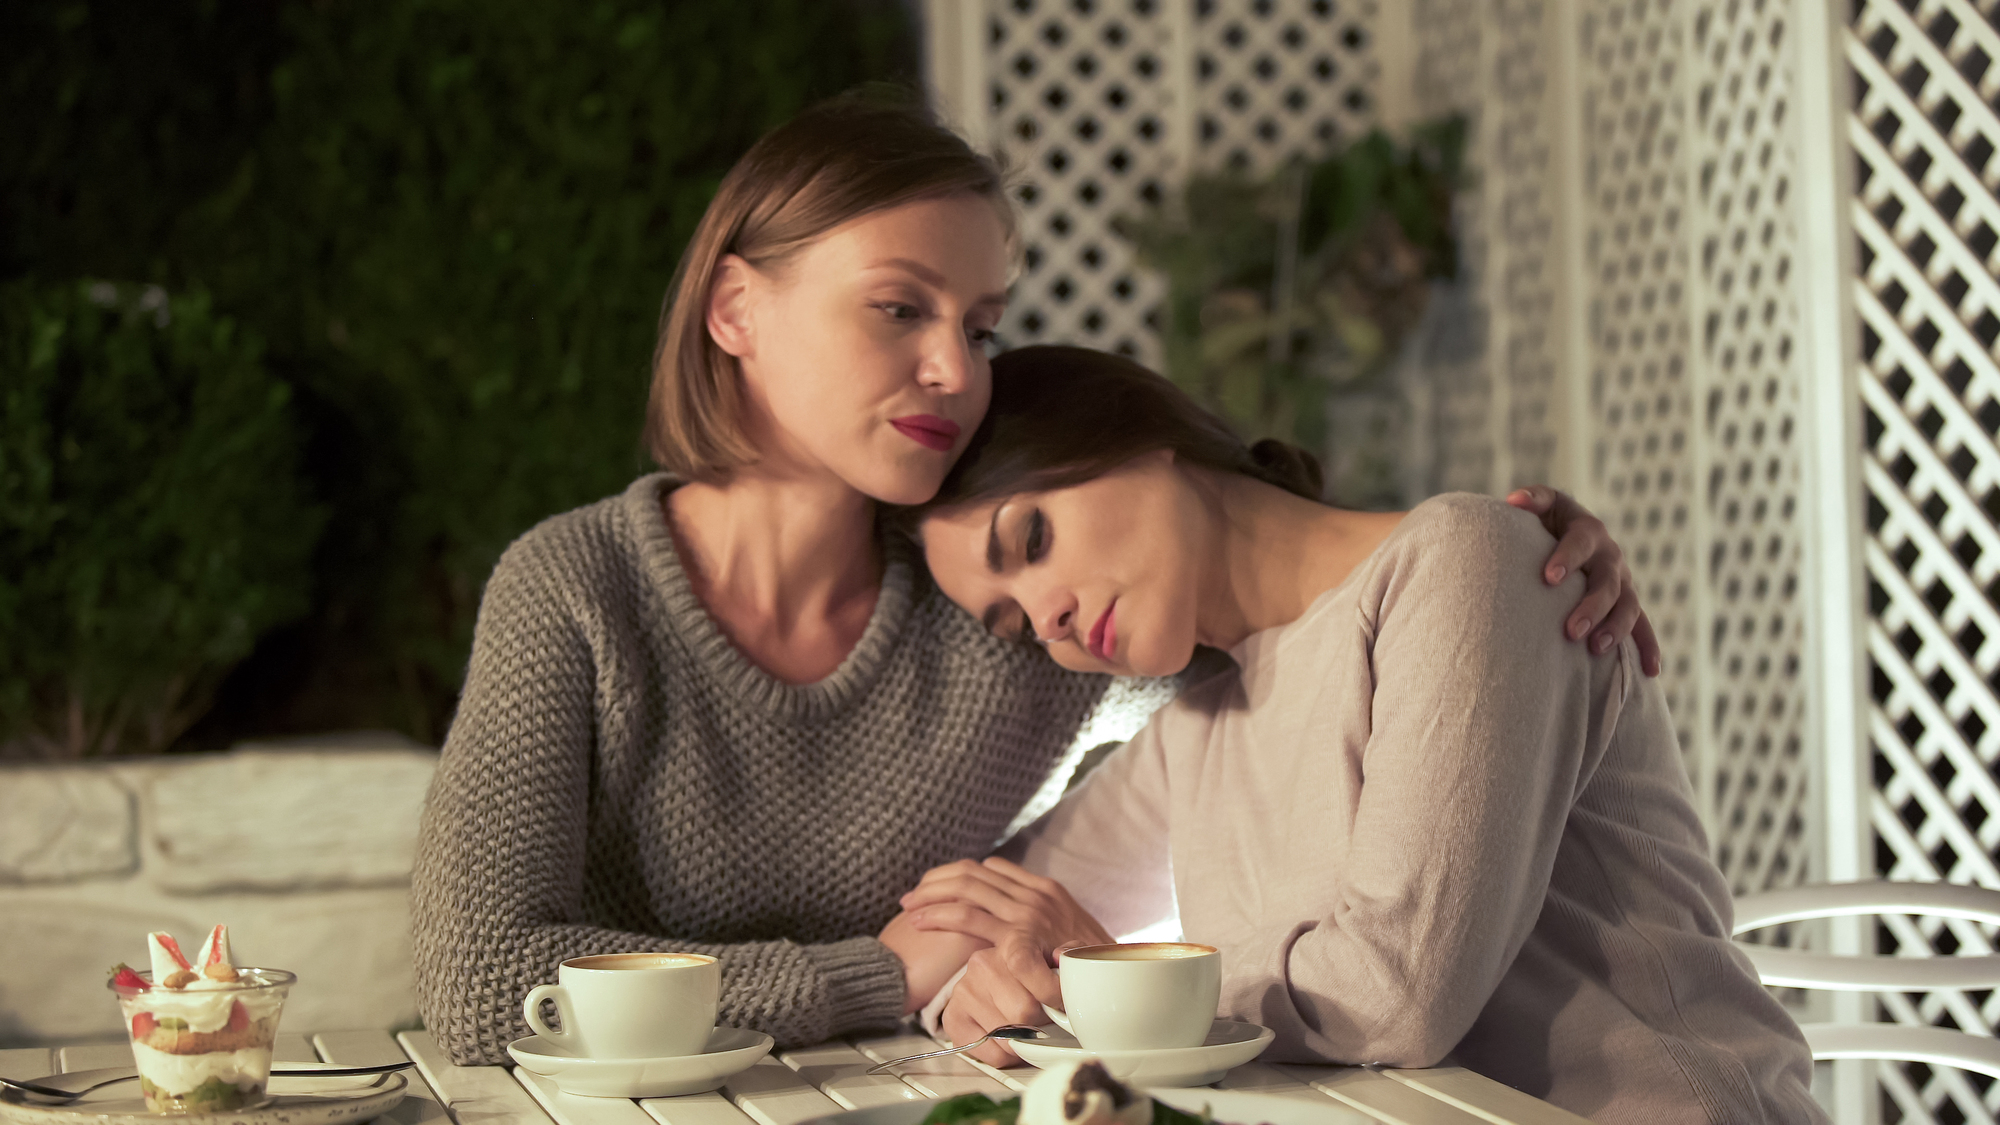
[925,1,2000,1121]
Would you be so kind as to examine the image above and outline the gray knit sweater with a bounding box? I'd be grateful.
[412,474,1120,1065]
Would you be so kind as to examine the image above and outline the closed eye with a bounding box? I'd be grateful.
[1024,509,1048,563]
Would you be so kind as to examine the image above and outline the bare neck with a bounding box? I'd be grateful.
[665,469,883,684]
[1195,472,1406,652]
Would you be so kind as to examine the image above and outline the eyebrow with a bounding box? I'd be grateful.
[867,258,1008,308]
[985,504,1005,574]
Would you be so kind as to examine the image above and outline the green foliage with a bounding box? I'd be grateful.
[3,0,918,747]
[1121,119,1468,506]
[0,280,322,757]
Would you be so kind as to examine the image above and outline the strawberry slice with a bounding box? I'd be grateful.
[226,999,249,1033]
[131,1012,158,1038]
[110,963,151,992]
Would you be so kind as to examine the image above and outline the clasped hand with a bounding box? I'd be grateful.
[895,856,1110,1064]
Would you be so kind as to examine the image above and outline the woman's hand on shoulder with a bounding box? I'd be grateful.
[1507,486,1663,677]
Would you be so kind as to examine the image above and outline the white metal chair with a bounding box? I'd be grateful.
[1732,881,2000,1078]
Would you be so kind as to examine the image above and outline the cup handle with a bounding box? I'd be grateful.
[1041,1003,1072,1034]
[523,984,575,1046]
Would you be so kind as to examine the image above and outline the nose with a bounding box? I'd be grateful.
[1026,587,1078,646]
[919,323,980,395]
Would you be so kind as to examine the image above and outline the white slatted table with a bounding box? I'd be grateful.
[17,1026,1587,1125]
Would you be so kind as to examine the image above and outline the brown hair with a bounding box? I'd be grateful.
[645,94,1012,480]
[906,345,1322,527]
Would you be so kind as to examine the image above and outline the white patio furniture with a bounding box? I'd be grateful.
[1733,880,2000,1078]
[2,1017,1593,1125]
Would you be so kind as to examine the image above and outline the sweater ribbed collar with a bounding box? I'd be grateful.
[621,473,916,724]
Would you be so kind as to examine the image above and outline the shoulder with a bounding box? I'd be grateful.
[1369,493,1553,590]
[483,475,660,615]
[1393,492,1550,555]
[1348,492,1569,637]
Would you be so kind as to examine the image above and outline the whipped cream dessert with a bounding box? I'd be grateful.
[107,926,294,1113]
[1019,1061,1152,1125]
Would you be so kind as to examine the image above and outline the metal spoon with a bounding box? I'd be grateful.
[1,1062,414,1105]
[865,1025,1048,1073]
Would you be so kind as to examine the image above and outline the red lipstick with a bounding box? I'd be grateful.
[891,415,960,452]
[1088,602,1117,661]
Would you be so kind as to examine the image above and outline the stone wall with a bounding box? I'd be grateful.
[0,735,435,1047]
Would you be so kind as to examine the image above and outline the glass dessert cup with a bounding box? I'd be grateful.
[108,968,295,1114]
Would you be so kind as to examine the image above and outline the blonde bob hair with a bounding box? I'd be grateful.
[645,95,1012,480]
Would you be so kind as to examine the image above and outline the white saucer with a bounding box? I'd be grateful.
[1009,1019,1275,1087]
[507,1027,774,1098]
[0,1067,407,1125]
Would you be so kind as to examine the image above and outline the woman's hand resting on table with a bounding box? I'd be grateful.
[1509,486,1662,677]
[879,910,991,1015]
[899,857,1113,1064]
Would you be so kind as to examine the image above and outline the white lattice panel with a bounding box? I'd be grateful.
[978,1,1180,362]
[1190,0,1380,172]
[1488,0,1566,493]
[1850,0,2000,1119]
[931,0,1381,366]
[1686,0,1813,898]
[1579,0,1702,762]
[1408,0,1498,495]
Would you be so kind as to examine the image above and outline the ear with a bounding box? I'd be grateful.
[705,254,757,359]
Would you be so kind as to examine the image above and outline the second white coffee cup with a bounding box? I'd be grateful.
[1042,941,1221,1052]
[523,952,719,1059]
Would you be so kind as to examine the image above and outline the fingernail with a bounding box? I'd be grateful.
[1548,566,1566,584]
[1593,634,1612,654]
[1569,618,1588,640]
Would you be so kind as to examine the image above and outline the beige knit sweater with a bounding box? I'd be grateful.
[1003,494,1824,1124]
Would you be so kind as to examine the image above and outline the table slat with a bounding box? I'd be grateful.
[638,1091,758,1125]
[1278,1066,1489,1125]
[951,1052,1030,1093]
[1381,1069,1591,1125]
[272,1032,318,1063]
[313,1029,455,1125]
[1215,1061,1343,1099]
[515,1067,657,1125]
[313,1029,408,1067]
[777,1042,926,1110]
[0,1049,55,1080]
[721,1056,843,1125]
[58,1044,132,1072]
[400,1029,554,1125]
[846,1031,1015,1097]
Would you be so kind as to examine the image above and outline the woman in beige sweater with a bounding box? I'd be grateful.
[898,346,1824,1124]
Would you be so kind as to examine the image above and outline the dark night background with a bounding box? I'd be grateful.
[1,1,921,754]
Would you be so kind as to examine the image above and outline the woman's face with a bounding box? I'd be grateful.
[920,451,1207,678]
[712,194,1010,505]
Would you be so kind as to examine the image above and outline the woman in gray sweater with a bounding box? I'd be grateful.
[902,346,1822,1123]
[410,99,1658,1067]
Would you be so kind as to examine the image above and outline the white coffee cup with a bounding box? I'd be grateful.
[523,952,720,1059]
[1041,941,1221,1051]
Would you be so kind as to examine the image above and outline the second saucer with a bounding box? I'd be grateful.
[1008,1019,1274,1087]
[507,1026,774,1098]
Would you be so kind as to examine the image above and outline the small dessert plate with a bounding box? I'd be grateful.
[506,1026,774,1098]
[0,1068,406,1125]
[1008,1019,1275,1087]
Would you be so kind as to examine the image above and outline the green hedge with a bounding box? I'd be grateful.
[3,0,918,750]
[0,281,321,756]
